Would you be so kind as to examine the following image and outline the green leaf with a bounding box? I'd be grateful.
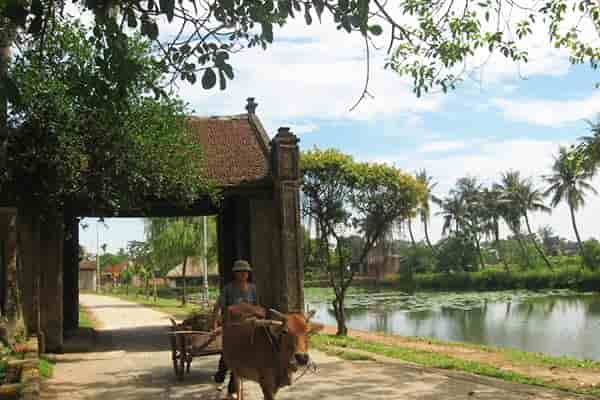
[160,0,175,22]
[28,16,43,34]
[313,0,324,20]
[368,25,383,36]
[201,68,217,89]
[218,69,226,90]
[222,63,234,80]
[261,22,274,42]
[127,9,137,28]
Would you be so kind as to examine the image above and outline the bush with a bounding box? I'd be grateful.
[583,239,600,269]
[412,265,600,291]
[435,233,479,273]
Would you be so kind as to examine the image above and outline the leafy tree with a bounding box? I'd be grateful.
[301,148,423,335]
[544,147,597,267]
[582,239,600,270]
[436,232,479,274]
[3,21,212,216]
[145,217,216,305]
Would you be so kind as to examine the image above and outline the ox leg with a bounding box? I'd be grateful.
[259,374,277,400]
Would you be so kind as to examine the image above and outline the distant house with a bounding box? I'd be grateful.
[79,259,97,291]
[165,257,217,288]
[102,260,129,287]
[365,241,402,279]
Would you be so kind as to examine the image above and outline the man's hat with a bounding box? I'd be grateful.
[232,260,252,272]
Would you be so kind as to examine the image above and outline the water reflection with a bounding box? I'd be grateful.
[308,292,600,360]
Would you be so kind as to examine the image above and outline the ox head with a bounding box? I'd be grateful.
[269,308,324,369]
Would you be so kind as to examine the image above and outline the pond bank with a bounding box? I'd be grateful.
[314,325,600,397]
[308,266,600,292]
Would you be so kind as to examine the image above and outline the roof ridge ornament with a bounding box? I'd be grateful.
[246,97,258,114]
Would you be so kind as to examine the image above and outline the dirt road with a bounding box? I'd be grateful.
[42,294,596,399]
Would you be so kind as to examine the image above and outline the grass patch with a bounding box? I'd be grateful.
[39,357,53,379]
[392,334,600,370]
[100,292,209,320]
[311,334,600,396]
[79,306,95,329]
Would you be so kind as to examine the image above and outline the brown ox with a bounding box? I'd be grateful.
[222,303,323,400]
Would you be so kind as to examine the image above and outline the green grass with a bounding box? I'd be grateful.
[39,357,53,379]
[311,334,600,396]
[79,306,95,328]
[388,334,600,370]
[100,291,209,320]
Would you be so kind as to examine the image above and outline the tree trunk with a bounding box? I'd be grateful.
[332,294,347,336]
[0,210,24,344]
[1,19,15,170]
[407,219,416,247]
[181,256,187,306]
[474,234,485,271]
[423,218,434,252]
[568,201,586,268]
[523,213,553,270]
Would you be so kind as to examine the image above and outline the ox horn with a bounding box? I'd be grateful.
[269,308,287,321]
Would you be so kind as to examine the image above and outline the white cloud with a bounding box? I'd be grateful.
[418,140,468,153]
[366,138,600,242]
[492,93,600,126]
[291,123,320,135]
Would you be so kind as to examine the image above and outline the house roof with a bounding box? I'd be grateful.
[79,260,97,271]
[166,257,205,278]
[187,112,271,187]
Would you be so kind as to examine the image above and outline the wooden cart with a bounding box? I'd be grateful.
[168,318,222,381]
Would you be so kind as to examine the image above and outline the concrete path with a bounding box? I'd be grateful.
[42,294,595,400]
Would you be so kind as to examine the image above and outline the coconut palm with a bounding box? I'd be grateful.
[494,171,532,268]
[579,115,600,175]
[453,177,486,270]
[518,181,553,269]
[415,169,439,252]
[480,187,510,271]
[544,147,598,267]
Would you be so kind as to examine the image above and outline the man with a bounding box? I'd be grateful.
[212,260,258,396]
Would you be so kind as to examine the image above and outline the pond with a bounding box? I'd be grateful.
[305,288,600,361]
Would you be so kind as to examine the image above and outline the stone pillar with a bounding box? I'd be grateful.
[17,213,41,337]
[39,216,63,352]
[63,216,78,331]
[270,128,304,312]
[249,197,276,309]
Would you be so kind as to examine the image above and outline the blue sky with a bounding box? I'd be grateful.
[80,15,600,255]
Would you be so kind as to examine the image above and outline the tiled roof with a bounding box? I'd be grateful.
[187,114,271,187]
[79,260,96,271]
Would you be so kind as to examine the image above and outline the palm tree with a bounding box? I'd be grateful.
[480,188,510,271]
[579,115,600,175]
[518,181,553,269]
[494,171,532,268]
[437,193,465,236]
[415,169,439,252]
[453,177,486,270]
[544,147,598,267]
